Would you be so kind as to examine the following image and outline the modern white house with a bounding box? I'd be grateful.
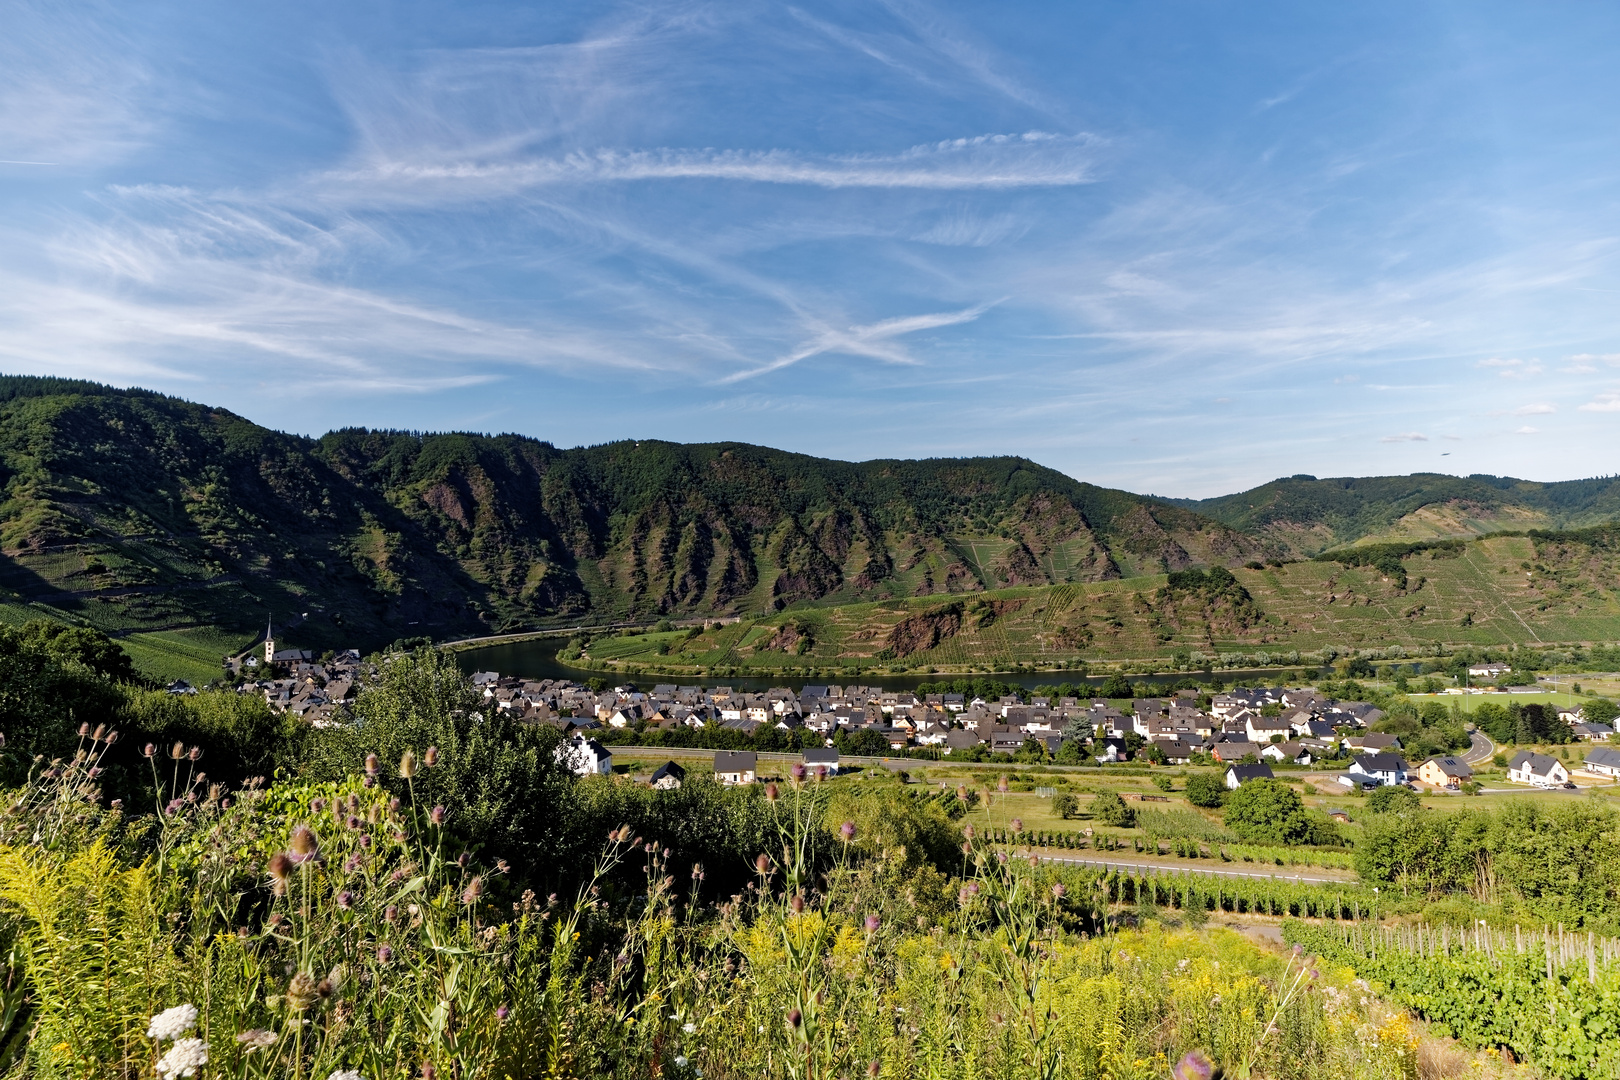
[555,734,613,777]
[1467,662,1512,680]
[1582,747,1620,778]
[1507,750,1570,788]
[1339,752,1408,788]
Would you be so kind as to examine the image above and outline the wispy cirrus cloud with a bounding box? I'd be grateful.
[321,132,1101,204]
[1380,432,1428,443]
[719,301,998,383]
[1514,402,1556,415]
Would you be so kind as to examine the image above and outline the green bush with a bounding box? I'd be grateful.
[1223,779,1310,846]
[1088,791,1136,828]
[1185,772,1228,808]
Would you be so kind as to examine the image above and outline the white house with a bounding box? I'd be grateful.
[1508,750,1569,788]
[1245,715,1293,744]
[1581,751,1620,777]
[714,750,758,785]
[649,761,686,790]
[1345,752,1408,787]
[1467,662,1511,680]
[1225,763,1275,789]
[1582,747,1620,778]
[802,747,841,776]
[555,734,612,777]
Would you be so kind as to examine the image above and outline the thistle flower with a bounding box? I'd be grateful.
[962,824,974,839]
[104,730,118,744]
[311,798,327,813]
[786,1008,802,1028]
[336,891,354,910]
[997,776,1009,794]
[399,750,417,779]
[384,904,398,923]
[764,783,779,803]
[171,741,186,760]
[78,722,90,737]
[236,1030,277,1050]
[864,914,880,933]
[430,805,447,825]
[91,723,106,741]
[154,1038,208,1078]
[495,1005,510,1021]
[424,746,439,767]
[347,815,361,830]
[462,876,484,905]
[267,852,294,894]
[1010,818,1023,834]
[840,820,856,842]
[147,1003,199,1041]
[456,851,470,869]
[286,972,320,1011]
[364,753,379,776]
[868,1060,882,1078]
[1171,1050,1216,1080]
[288,825,319,863]
[790,762,806,783]
[376,944,394,964]
[1051,883,1066,899]
[755,853,770,874]
[421,1065,437,1080]
[188,746,202,762]
[788,893,804,914]
[144,743,157,759]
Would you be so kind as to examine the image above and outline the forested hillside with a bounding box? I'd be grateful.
[0,376,1264,656]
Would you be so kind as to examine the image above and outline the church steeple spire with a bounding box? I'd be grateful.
[264,618,276,665]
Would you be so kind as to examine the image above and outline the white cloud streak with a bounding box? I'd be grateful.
[321,133,1101,203]
[719,302,997,383]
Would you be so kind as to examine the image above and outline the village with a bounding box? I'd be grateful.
[219,623,1620,799]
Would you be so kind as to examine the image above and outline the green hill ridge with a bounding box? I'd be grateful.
[2,374,1617,681]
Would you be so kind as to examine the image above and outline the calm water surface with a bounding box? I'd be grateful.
[451,635,1322,694]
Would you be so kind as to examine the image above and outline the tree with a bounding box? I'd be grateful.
[1053,792,1080,819]
[1223,779,1310,845]
[1365,784,1422,816]
[304,648,574,882]
[1100,673,1132,699]
[1185,773,1227,808]
[1583,698,1620,727]
[1088,791,1135,827]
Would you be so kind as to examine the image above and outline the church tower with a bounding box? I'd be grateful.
[264,619,275,665]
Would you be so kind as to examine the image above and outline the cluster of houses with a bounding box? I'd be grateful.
[233,647,364,724]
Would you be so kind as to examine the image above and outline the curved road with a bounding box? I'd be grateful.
[1462,728,1496,766]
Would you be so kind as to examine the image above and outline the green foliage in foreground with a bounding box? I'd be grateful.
[0,728,1459,1080]
[1353,797,1620,932]
[1285,919,1620,1079]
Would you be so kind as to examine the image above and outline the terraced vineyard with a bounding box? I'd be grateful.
[574,530,1620,675]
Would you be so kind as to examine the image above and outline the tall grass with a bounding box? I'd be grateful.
[0,727,1499,1079]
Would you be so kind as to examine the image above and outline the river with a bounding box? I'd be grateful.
[450,635,1323,694]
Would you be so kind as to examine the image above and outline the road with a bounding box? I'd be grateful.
[1462,728,1496,765]
[1037,854,1353,886]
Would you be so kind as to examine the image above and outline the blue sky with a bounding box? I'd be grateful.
[3,1,1620,497]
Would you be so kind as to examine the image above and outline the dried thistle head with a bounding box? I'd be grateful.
[398,750,417,779]
[170,741,186,760]
[424,746,439,767]
[286,972,319,1011]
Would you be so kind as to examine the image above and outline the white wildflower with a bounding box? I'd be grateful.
[328,1071,365,1080]
[674,1057,689,1068]
[682,1022,696,1034]
[155,1037,208,1078]
[146,1004,199,1041]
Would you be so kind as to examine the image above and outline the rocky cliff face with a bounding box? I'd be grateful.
[0,377,1269,645]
